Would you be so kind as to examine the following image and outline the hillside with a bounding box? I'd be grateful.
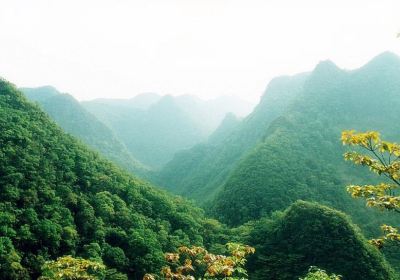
[154,73,309,200]
[246,201,396,280]
[21,87,148,176]
[211,52,400,228]
[0,80,221,279]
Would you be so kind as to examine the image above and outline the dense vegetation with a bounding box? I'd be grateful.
[22,87,148,176]
[245,201,395,280]
[144,243,255,280]
[0,80,227,279]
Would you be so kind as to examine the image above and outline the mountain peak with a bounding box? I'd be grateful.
[20,85,61,102]
[148,94,181,113]
[313,59,340,74]
[371,51,400,62]
[307,59,344,85]
[362,51,400,71]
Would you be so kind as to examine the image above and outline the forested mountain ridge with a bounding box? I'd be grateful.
[153,72,309,201]
[21,87,148,176]
[0,80,225,279]
[211,52,400,230]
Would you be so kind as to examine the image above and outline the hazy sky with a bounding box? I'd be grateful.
[0,0,399,103]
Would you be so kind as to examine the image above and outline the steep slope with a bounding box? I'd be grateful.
[21,87,148,176]
[212,52,400,228]
[155,73,309,201]
[0,80,219,279]
[246,201,396,280]
[207,113,241,144]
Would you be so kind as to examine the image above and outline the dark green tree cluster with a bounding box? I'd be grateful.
[0,80,227,279]
[245,201,396,280]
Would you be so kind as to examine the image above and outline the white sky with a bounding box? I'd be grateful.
[0,0,399,103]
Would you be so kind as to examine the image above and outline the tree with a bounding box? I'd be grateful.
[0,237,29,280]
[299,267,341,280]
[143,243,255,280]
[341,130,400,247]
[39,255,106,280]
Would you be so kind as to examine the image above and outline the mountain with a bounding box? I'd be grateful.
[154,72,309,201]
[83,95,205,168]
[173,94,254,135]
[21,87,148,176]
[89,92,162,110]
[246,201,396,280]
[1,80,220,279]
[20,86,59,101]
[207,113,241,144]
[82,94,253,169]
[211,52,400,228]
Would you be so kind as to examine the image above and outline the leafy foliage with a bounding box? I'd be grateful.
[299,267,341,280]
[145,243,254,280]
[342,130,400,248]
[39,256,106,280]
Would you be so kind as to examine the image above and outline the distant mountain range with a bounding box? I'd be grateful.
[82,94,254,168]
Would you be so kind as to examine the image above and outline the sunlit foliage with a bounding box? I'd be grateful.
[342,130,400,247]
[299,267,341,280]
[144,243,254,280]
[39,256,105,280]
